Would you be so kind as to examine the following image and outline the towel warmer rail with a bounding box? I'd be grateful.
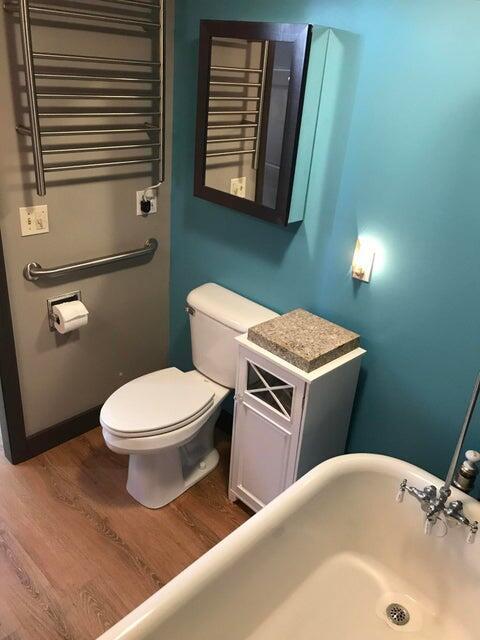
[4,0,165,196]
[206,41,269,168]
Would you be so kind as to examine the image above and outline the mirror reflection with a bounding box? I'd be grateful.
[205,36,294,208]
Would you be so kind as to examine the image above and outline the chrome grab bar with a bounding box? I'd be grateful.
[24,238,158,282]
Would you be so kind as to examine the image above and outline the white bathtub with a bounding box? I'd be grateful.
[99,454,480,639]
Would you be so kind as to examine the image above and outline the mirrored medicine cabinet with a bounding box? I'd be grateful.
[194,20,312,226]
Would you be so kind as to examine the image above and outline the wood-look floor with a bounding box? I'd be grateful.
[0,428,251,640]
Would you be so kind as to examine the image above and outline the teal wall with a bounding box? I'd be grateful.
[170,0,480,477]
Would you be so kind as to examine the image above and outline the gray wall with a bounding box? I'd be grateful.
[0,2,173,437]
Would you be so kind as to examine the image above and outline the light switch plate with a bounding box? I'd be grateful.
[19,205,49,236]
[230,177,246,198]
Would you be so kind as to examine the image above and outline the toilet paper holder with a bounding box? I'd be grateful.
[47,290,82,331]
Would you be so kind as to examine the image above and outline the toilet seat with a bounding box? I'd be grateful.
[100,367,215,438]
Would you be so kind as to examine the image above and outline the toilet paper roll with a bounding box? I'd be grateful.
[52,300,89,334]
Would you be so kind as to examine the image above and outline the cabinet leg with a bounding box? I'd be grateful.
[228,489,238,503]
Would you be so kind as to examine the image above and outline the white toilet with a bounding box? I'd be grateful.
[100,283,277,508]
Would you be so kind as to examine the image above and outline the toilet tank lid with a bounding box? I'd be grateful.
[187,283,278,333]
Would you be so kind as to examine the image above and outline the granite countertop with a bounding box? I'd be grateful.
[247,309,360,373]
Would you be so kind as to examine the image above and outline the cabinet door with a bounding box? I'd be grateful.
[236,348,305,434]
[230,399,294,512]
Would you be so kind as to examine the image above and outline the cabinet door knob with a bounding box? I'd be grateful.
[234,393,244,403]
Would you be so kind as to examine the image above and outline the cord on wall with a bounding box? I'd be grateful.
[140,180,162,213]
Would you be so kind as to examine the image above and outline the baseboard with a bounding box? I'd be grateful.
[19,406,101,462]
[13,406,230,464]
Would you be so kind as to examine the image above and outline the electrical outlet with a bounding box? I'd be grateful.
[136,190,157,216]
[230,177,247,198]
[19,205,49,236]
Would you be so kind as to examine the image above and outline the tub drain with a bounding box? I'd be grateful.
[386,603,410,626]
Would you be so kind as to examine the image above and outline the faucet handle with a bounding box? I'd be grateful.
[448,500,464,514]
[467,521,478,544]
[465,450,480,465]
[396,479,407,503]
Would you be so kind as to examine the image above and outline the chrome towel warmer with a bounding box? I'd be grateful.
[24,238,158,281]
[206,39,269,168]
[4,0,165,196]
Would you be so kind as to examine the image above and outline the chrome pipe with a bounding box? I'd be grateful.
[208,110,259,116]
[99,0,159,8]
[207,122,258,129]
[211,65,262,73]
[442,373,480,495]
[206,149,255,158]
[37,93,160,99]
[44,156,159,171]
[209,81,261,87]
[33,51,160,66]
[24,238,158,281]
[35,72,160,83]
[158,0,165,183]
[207,136,257,143]
[4,3,160,27]
[209,96,260,101]
[17,125,159,136]
[43,141,159,154]
[18,0,45,195]
[39,111,160,117]
[254,40,269,170]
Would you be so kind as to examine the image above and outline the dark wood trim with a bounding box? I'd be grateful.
[194,20,312,226]
[0,231,28,463]
[254,40,275,205]
[25,406,100,461]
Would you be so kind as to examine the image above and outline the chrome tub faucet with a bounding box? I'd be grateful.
[397,373,480,544]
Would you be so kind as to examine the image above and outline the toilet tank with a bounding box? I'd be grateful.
[186,283,278,388]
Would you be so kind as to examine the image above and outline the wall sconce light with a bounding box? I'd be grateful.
[352,238,375,282]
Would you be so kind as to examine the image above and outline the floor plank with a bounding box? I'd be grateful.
[0,428,251,639]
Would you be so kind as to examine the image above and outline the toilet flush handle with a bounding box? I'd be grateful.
[185,304,195,316]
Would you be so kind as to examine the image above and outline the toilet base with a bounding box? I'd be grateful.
[127,447,219,509]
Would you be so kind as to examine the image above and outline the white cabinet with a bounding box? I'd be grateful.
[229,336,365,512]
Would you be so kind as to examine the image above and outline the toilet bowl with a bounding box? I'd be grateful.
[101,369,229,508]
[101,283,278,508]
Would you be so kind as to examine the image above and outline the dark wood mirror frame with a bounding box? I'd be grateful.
[194,20,312,226]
